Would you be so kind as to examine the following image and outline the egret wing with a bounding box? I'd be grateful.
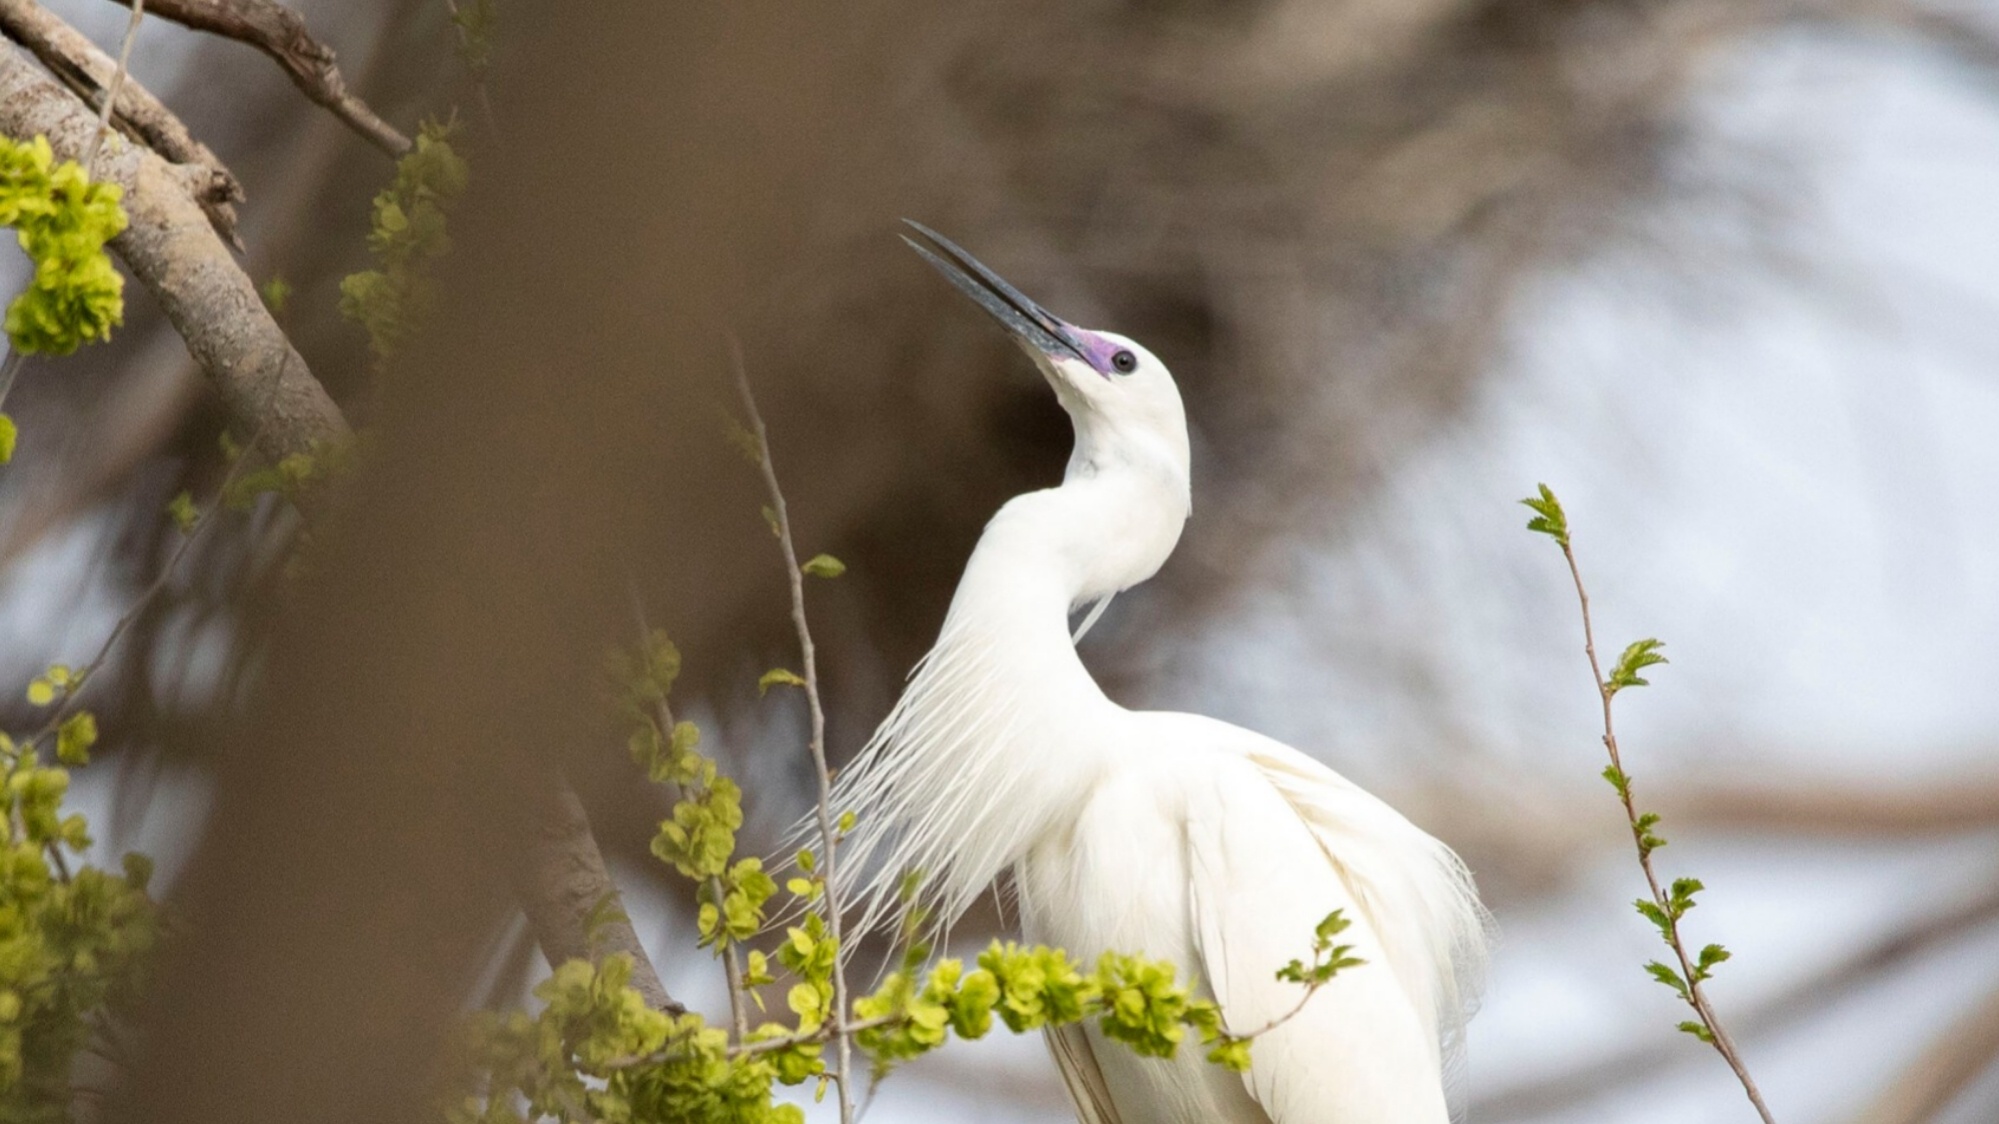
[1230,736,1488,1117]
[1181,740,1479,1122]
[1044,1022,1124,1124]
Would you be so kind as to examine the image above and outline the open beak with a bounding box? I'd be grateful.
[901,220,1094,368]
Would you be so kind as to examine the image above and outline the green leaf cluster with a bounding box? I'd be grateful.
[446,955,806,1124]
[697,859,774,949]
[775,913,836,1033]
[339,119,469,361]
[22,668,75,710]
[0,136,126,359]
[1275,909,1366,987]
[222,435,356,510]
[612,630,772,966]
[0,728,157,1118]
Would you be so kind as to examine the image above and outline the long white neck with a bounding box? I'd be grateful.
[828,459,1189,934]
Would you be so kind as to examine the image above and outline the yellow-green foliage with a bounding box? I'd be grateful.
[0,136,125,359]
[445,955,807,1124]
[0,711,157,1121]
[339,120,469,361]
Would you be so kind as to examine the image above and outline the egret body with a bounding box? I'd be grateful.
[832,224,1488,1124]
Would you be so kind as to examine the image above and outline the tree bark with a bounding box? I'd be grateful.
[0,45,347,463]
[517,782,683,1015]
[0,0,242,244]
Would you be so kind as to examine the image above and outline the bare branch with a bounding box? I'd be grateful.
[734,346,855,1123]
[0,0,242,245]
[0,46,347,463]
[515,782,683,1016]
[103,0,409,156]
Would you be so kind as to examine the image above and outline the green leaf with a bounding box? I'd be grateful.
[1313,909,1352,946]
[165,490,199,534]
[1668,877,1705,918]
[758,668,805,695]
[1677,1019,1715,1043]
[1694,942,1731,982]
[1608,637,1668,694]
[1635,810,1667,856]
[1601,763,1631,800]
[581,890,630,950]
[1206,1036,1253,1072]
[55,711,96,766]
[723,414,763,466]
[1634,898,1672,938]
[1644,960,1690,1000]
[0,414,15,465]
[1519,483,1570,547]
[800,554,846,579]
[259,274,291,316]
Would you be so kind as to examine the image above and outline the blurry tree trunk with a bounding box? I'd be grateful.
[101,5,898,1124]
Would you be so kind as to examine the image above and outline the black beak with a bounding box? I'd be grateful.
[900,220,1093,367]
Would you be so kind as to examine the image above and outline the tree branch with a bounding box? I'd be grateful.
[0,45,347,463]
[102,0,409,156]
[515,781,683,1016]
[0,0,242,246]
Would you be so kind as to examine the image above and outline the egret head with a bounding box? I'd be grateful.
[901,221,1190,505]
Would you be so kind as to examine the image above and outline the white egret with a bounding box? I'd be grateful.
[830,222,1489,1123]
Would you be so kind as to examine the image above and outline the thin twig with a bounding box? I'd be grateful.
[22,423,259,767]
[1553,535,1777,1124]
[731,343,854,1123]
[101,0,409,156]
[605,1012,900,1072]
[18,355,288,890]
[0,350,25,415]
[438,0,498,145]
[82,0,141,174]
[711,873,751,1041]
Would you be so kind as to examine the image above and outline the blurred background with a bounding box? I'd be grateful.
[4,1,1998,1121]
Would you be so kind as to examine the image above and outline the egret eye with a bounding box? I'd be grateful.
[1110,349,1137,374]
